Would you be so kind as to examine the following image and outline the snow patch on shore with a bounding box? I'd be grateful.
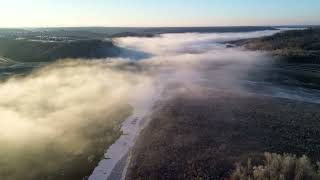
[89,78,163,180]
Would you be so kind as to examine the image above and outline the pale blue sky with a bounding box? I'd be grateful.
[0,0,319,27]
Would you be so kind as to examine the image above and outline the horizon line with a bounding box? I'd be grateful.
[0,24,319,29]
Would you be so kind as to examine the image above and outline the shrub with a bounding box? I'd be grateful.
[230,153,320,180]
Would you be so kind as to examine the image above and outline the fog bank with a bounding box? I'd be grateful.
[2,29,319,180]
[0,59,153,180]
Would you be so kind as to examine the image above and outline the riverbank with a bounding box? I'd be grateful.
[89,77,163,180]
[125,86,320,180]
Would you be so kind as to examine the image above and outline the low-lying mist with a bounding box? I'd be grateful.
[115,31,278,96]
[3,29,305,180]
[116,29,320,102]
[0,59,153,180]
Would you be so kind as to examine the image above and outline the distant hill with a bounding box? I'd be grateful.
[31,26,277,37]
[0,26,281,63]
[0,28,29,35]
[0,26,278,39]
[0,38,121,62]
[230,28,320,63]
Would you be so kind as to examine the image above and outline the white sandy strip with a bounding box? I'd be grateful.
[89,79,163,180]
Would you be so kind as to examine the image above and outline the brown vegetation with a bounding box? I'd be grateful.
[126,88,320,180]
[231,153,320,180]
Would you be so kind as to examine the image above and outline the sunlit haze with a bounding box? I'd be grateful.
[1,1,320,180]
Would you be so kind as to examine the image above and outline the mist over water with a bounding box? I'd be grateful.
[114,31,274,97]
[91,30,320,180]
[116,30,320,103]
[2,29,320,180]
[0,60,153,180]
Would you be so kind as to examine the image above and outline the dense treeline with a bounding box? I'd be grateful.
[0,38,120,62]
[231,28,320,63]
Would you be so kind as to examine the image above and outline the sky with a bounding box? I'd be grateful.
[0,0,320,27]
